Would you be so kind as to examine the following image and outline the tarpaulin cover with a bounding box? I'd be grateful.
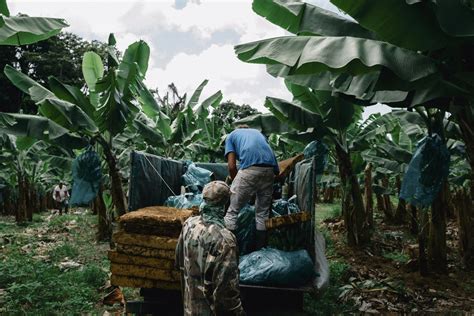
[182,161,212,193]
[164,193,203,209]
[303,140,328,175]
[239,248,315,286]
[70,149,102,206]
[128,152,184,211]
[400,134,450,208]
[235,205,256,255]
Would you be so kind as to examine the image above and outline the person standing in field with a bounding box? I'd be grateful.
[176,181,245,315]
[53,181,69,215]
[224,125,279,250]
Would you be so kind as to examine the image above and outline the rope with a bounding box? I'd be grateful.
[142,154,178,196]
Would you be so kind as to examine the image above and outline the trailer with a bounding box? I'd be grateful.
[119,151,329,314]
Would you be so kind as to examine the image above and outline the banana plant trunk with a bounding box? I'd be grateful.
[381,176,394,222]
[428,181,448,274]
[94,185,110,241]
[335,143,369,247]
[16,172,27,223]
[98,138,127,216]
[364,163,374,228]
[456,110,474,195]
[453,188,474,270]
[25,178,33,221]
[410,204,418,235]
[393,175,407,225]
[419,209,429,276]
[3,187,11,215]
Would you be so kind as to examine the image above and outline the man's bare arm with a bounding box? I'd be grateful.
[227,152,238,180]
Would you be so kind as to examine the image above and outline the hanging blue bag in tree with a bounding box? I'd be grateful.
[303,140,328,175]
[70,148,102,206]
[400,134,450,208]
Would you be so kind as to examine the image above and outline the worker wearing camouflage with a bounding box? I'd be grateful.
[176,181,245,316]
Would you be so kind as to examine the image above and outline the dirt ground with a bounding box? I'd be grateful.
[321,213,474,313]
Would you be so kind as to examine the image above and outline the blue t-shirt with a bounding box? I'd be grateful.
[224,128,279,174]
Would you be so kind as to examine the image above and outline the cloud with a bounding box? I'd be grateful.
[146,44,291,112]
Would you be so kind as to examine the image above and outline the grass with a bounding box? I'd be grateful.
[304,207,357,315]
[0,210,110,315]
[383,251,410,264]
[316,202,341,223]
[304,253,355,314]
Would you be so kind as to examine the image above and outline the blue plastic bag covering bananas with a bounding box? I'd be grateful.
[303,140,328,175]
[70,148,102,206]
[239,248,314,286]
[400,134,450,208]
[182,161,213,193]
[164,193,203,209]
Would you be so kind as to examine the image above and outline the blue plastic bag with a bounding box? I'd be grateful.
[182,161,212,193]
[239,248,314,286]
[164,193,203,209]
[303,140,328,175]
[272,196,300,217]
[70,149,102,206]
[235,205,256,255]
[400,134,450,208]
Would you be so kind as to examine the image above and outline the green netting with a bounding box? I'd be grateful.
[239,248,315,287]
[400,134,450,208]
[70,149,101,206]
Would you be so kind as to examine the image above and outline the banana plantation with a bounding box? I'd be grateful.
[0,0,473,314]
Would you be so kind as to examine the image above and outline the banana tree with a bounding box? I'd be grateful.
[0,0,68,46]
[1,35,153,216]
[241,81,370,246]
[0,134,73,221]
[235,0,474,193]
[135,79,224,161]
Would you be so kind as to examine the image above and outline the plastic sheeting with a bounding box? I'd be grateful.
[164,193,203,209]
[182,161,212,193]
[195,163,228,181]
[70,149,102,206]
[272,196,300,216]
[400,134,450,208]
[128,152,184,211]
[235,205,256,256]
[239,248,315,287]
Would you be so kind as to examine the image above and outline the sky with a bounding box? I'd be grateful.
[9,0,389,119]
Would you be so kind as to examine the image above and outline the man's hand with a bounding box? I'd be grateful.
[227,152,238,180]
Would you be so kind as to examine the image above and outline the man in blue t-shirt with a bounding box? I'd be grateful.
[223,125,279,250]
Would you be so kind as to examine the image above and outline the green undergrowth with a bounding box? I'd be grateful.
[383,250,410,264]
[0,210,110,315]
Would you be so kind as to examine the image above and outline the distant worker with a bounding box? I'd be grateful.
[176,181,245,316]
[224,125,279,250]
[53,181,69,215]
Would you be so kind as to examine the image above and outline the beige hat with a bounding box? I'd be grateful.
[202,181,230,206]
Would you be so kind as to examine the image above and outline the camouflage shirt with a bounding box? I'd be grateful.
[176,215,245,316]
